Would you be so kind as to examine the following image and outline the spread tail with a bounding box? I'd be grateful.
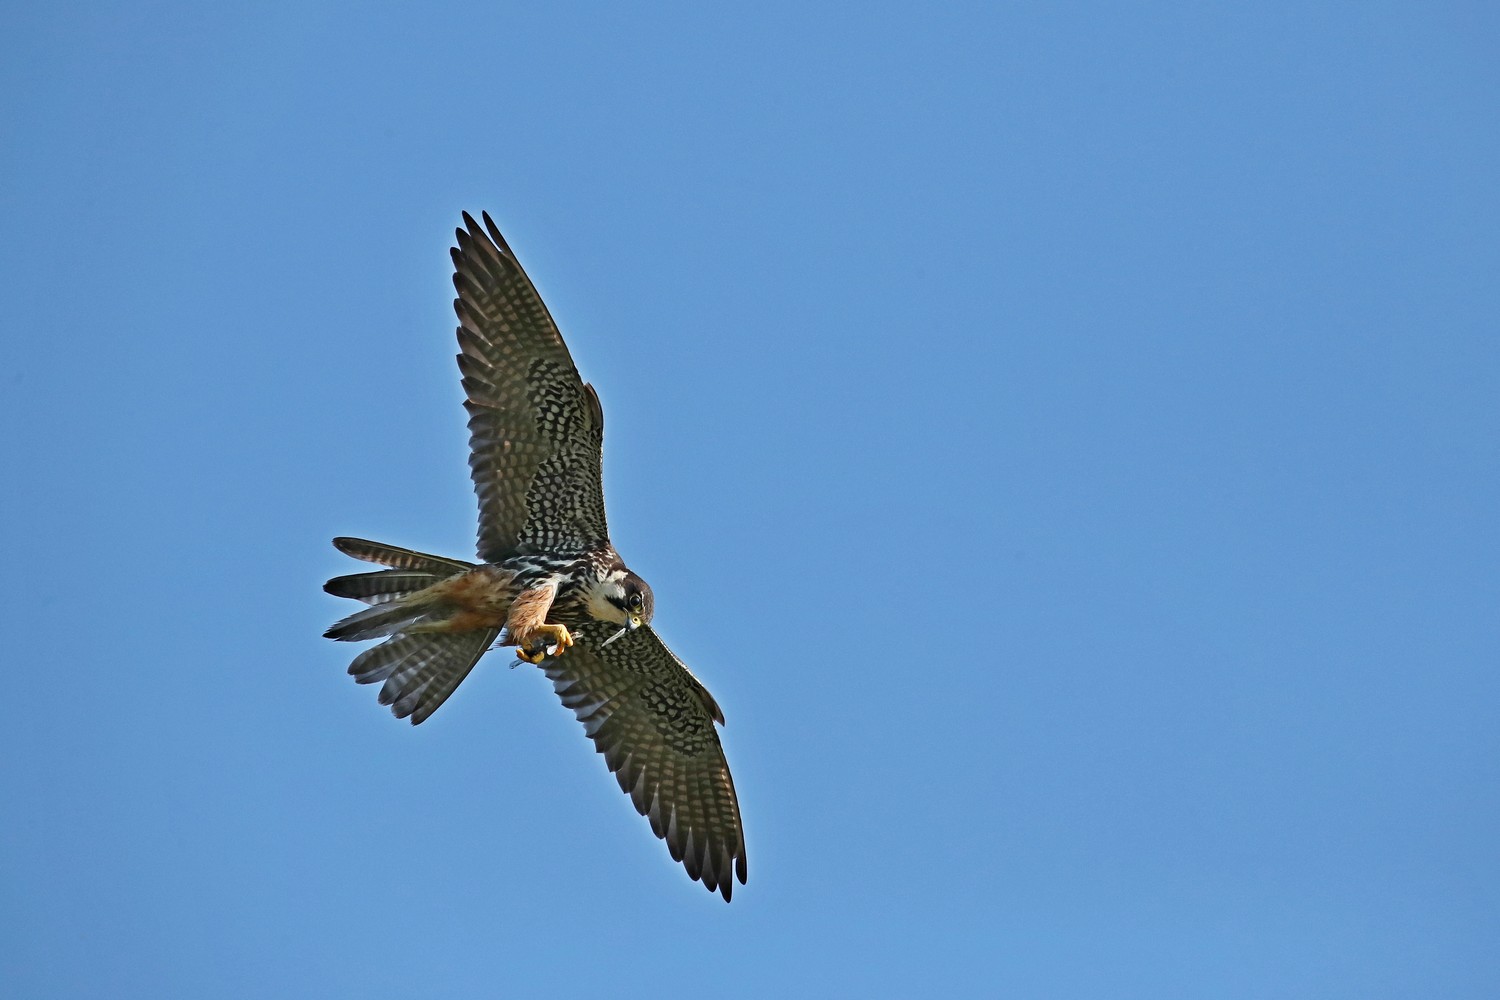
[347,629,500,724]
[323,537,475,640]
[323,537,492,723]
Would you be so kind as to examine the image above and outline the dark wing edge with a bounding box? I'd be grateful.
[540,622,748,901]
[451,212,610,562]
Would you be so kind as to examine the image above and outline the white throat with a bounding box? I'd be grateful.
[584,570,630,625]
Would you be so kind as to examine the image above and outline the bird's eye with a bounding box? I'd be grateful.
[627,592,642,611]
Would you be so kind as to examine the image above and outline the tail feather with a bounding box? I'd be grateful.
[323,598,440,642]
[324,538,470,639]
[325,537,495,722]
[325,569,445,605]
[332,537,475,574]
[349,630,500,724]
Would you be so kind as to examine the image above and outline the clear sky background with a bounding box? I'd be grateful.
[2,3,1496,997]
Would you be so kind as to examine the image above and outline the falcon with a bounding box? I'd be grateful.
[323,212,747,900]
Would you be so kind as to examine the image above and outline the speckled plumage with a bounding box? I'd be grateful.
[452,218,609,561]
[323,213,747,901]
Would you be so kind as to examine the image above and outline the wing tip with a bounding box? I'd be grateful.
[456,209,512,262]
[706,847,748,902]
[480,211,511,253]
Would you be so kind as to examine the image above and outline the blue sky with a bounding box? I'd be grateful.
[2,2,1496,996]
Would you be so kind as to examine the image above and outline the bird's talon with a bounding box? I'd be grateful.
[515,645,546,665]
[542,624,574,655]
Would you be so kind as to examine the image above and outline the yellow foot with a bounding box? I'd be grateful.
[513,624,573,664]
[539,623,574,653]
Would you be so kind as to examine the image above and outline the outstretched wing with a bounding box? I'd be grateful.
[451,211,610,562]
[540,621,748,901]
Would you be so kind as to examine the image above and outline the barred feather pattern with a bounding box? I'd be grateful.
[324,569,446,605]
[541,620,747,901]
[347,630,500,725]
[330,537,475,575]
[452,212,610,562]
[320,216,748,900]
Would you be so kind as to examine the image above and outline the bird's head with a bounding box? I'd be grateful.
[590,569,654,644]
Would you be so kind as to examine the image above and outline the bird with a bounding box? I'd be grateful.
[322,212,747,901]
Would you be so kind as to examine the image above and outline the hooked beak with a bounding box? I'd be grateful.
[601,615,642,647]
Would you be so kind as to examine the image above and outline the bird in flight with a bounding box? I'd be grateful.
[323,212,747,900]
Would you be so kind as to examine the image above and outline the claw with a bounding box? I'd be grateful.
[513,624,573,664]
[540,623,574,655]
